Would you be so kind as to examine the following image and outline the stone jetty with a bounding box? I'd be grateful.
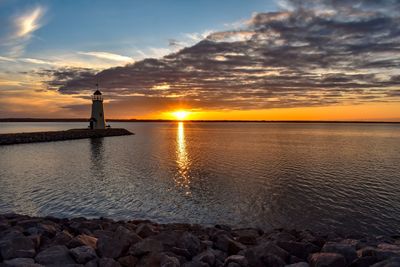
[1,214,400,267]
[0,129,133,145]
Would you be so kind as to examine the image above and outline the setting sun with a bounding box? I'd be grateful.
[172,110,190,121]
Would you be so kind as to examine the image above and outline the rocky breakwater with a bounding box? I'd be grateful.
[0,128,133,145]
[1,214,400,267]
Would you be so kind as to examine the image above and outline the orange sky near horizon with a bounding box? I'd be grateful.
[147,102,400,121]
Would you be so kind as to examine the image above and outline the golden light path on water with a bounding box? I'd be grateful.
[175,122,191,196]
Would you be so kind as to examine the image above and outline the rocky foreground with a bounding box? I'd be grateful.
[0,129,133,145]
[0,214,399,267]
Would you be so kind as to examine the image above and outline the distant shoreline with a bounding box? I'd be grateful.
[1,118,400,124]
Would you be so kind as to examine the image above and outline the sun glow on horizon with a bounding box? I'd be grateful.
[172,110,190,121]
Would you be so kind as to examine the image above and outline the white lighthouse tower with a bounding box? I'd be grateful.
[89,84,106,129]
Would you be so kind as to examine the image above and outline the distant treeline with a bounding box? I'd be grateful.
[0,118,399,123]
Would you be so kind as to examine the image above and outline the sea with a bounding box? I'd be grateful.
[0,122,399,235]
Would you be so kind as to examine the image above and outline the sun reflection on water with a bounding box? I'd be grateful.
[175,122,191,196]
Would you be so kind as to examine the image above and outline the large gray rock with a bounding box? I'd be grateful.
[178,232,202,258]
[308,253,346,267]
[129,239,164,256]
[135,252,161,267]
[66,234,95,249]
[3,257,41,267]
[160,254,180,267]
[0,235,36,260]
[35,245,75,265]
[350,256,378,267]
[277,241,319,260]
[214,234,246,255]
[371,257,400,267]
[285,262,310,267]
[98,257,121,267]
[357,246,400,262]
[244,241,289,266]
[193,250,215,266]
[223,255,248,266]
[70,246,97,264]
[322,242,357,264]
[135,223,158,238]
[97,226,141,258]
[117,255,138,267]
[182,261,208,267]
[232,229,260,245]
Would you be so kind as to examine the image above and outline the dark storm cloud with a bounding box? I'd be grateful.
[43,0,400,110]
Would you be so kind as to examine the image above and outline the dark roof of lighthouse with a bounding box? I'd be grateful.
[94,90,102,95]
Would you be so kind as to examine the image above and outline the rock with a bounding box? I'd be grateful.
[308,253,346,267]
[339,239,365,250]
[244,242,289,266]
[193,250,215,266]
[171,247,192,260]
[35,245,75,265]
[50,230,74,247]
[263,254,286,267]
[178,232,202,257]
[223,255,248,266]
[69,235,98,249]
[298,231,325,248]
[214,234,246,255]
[98,258,121,267]
[370,257,400,267]
[350,256,378,267]
[93,230,114,239]
[160,254,180,267]
[357,246,400,261]
[118,255,138,267]
[2,257,38,267]
[70,246,97,264]
[289,255,304,264]
[285,262,310,267]
[129,239,164,256]
[27,223,57,238]
[135,223,158,238]
[85,259,99,267]
[97,226,141,258]
[28,234,41,250]
[150,230,181,248]
[0,235,36,260]
[135,252,166,267]
[182,260,209,267]
[322,242,357,264]
[277,241,319,260]
[266,230,296,242]
[357,246,378,257]
[232,229,259,245]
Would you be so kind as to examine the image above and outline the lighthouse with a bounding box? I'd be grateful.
[89,84,106,129]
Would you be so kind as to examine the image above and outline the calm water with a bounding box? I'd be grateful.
[1,122,400,235]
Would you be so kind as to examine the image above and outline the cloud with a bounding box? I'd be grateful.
[20,58,55,65]
[14,6,45,38]
[0,56,16,62]
[0,6,46,57]
[78,51,134,62]
[44,0,400,111]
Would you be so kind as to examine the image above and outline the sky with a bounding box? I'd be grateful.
[0,0,399,121]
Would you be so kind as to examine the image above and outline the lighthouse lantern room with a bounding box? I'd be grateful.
[89,84,106,129]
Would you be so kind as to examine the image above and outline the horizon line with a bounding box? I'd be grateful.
[1,118,400,124]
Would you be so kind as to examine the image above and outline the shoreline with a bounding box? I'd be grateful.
[0,128,133,145]
[1,214,399,266]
